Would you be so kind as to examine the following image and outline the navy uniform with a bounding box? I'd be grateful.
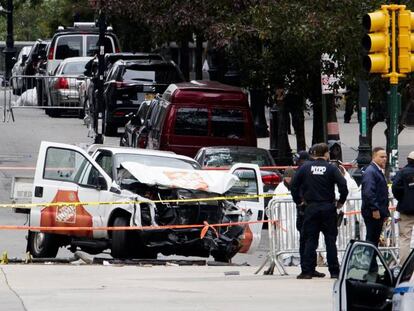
[291,157,348,279]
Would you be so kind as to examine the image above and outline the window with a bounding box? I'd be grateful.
[203,149,272,167]
[44,147,88,183]
[123,69,155,82]
[174,108,208,136]
[86,36,115,56]
[228,168,259,202]
[77,162,101,188]
[346,244,391,286]
[398,252,414,283]
[55,36,83,59]
[211,109,245,139]
[114,153,200,170]
[61,61,88,75]
[95,152,113,179]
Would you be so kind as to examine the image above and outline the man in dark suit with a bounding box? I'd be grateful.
[361,147,389,246]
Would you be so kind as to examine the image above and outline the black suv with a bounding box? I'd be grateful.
[102,59,184,136]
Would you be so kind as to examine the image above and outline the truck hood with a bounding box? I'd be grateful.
[120,161,238,194]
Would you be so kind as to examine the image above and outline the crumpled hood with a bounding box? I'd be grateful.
[120,162,238,194]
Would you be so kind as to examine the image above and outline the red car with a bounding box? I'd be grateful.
[144,81,257,157]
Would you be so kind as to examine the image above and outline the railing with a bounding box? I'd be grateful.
[257,195,399,275]
[3,74,88,122]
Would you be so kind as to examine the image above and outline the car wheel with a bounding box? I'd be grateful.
[47,108,60,118]
[111,216,133,259]
[213,253,232,263]
[26,231,60,258]
[104,108,117,136]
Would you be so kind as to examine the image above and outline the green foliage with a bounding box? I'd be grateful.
[0,0,94,41]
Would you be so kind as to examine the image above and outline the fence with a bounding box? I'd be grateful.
[2,75,89,122]
[257,195,399,275]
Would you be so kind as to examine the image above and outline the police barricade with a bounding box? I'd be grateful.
[4,75,89,122]
[259,195,399,275]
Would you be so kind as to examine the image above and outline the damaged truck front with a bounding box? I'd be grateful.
[27,142,264,261]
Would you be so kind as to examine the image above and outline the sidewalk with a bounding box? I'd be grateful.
[258,108,414,166]
[0,265,334,311]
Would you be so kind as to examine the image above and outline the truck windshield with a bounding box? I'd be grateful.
[114,153,200,170]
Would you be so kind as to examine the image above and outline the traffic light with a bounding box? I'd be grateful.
[398,9,414,73]
[362,10,390,73]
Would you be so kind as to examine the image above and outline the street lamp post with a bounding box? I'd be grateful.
[1,0,15,82]
[352,80,372,185]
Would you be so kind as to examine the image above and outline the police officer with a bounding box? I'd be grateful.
[392,151,414,263]
[291,143,348,279]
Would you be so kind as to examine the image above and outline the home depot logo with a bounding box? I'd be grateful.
[56,205,76,223]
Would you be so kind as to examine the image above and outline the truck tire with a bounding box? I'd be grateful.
[111,216,133,259]
[27,231,59,258]
[104,122,117,136]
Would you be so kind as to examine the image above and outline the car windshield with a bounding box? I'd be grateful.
[114,153,200,170]
[202,149,272,167]
[61,61,89,74]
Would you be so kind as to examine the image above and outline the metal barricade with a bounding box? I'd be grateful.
[257,195,399,275]
[3,75,88,122]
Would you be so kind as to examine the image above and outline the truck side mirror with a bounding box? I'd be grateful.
[97,175,108,190]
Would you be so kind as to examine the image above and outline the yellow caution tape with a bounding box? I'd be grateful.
[0,252,8,265]
[0,193,291,209]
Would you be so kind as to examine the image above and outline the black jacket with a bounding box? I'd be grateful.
[291,158,348,205]
[361,162,389,219]
[392,163,414,215]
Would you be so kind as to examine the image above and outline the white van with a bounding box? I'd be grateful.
[46,22,120,75]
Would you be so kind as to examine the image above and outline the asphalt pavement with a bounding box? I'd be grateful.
[0,104,412,310]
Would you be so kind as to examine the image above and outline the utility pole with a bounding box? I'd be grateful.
[353,80,372,185]
[94,4,106,144]
[2,0,15,82]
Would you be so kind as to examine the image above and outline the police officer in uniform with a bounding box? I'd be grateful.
[291,143,348,279]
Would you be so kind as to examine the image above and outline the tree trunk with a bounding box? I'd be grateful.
[276,99,292,164]
[195,34,203,80]
[180,39,190,81]
[285,94,306,152]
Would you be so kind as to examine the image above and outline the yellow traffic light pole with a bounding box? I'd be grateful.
[363,4,408,176]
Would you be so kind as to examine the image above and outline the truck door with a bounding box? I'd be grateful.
[334,241,394,311]
[31,141,112,238]
[229,163,264,253]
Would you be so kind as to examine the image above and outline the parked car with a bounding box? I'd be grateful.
[27,141,264,261]
[133,99,159,148]
[46,56,92,117]
[102,59,184,136]
[333,240,414,311]
[38,22,120,107]
[195,146,281,193]
[120,100,152,147]
[11,45,32,95]
[80,52,164,132]
[144,81,257,157]
[46,22,120,75]
[19,39,50,93]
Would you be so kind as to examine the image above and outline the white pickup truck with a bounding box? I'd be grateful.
[25,141,265,261]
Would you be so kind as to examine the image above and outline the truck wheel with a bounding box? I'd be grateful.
[111,216,133,259]
[104,122,117,136]
[213,253,232,263]
[27,231,59,258]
